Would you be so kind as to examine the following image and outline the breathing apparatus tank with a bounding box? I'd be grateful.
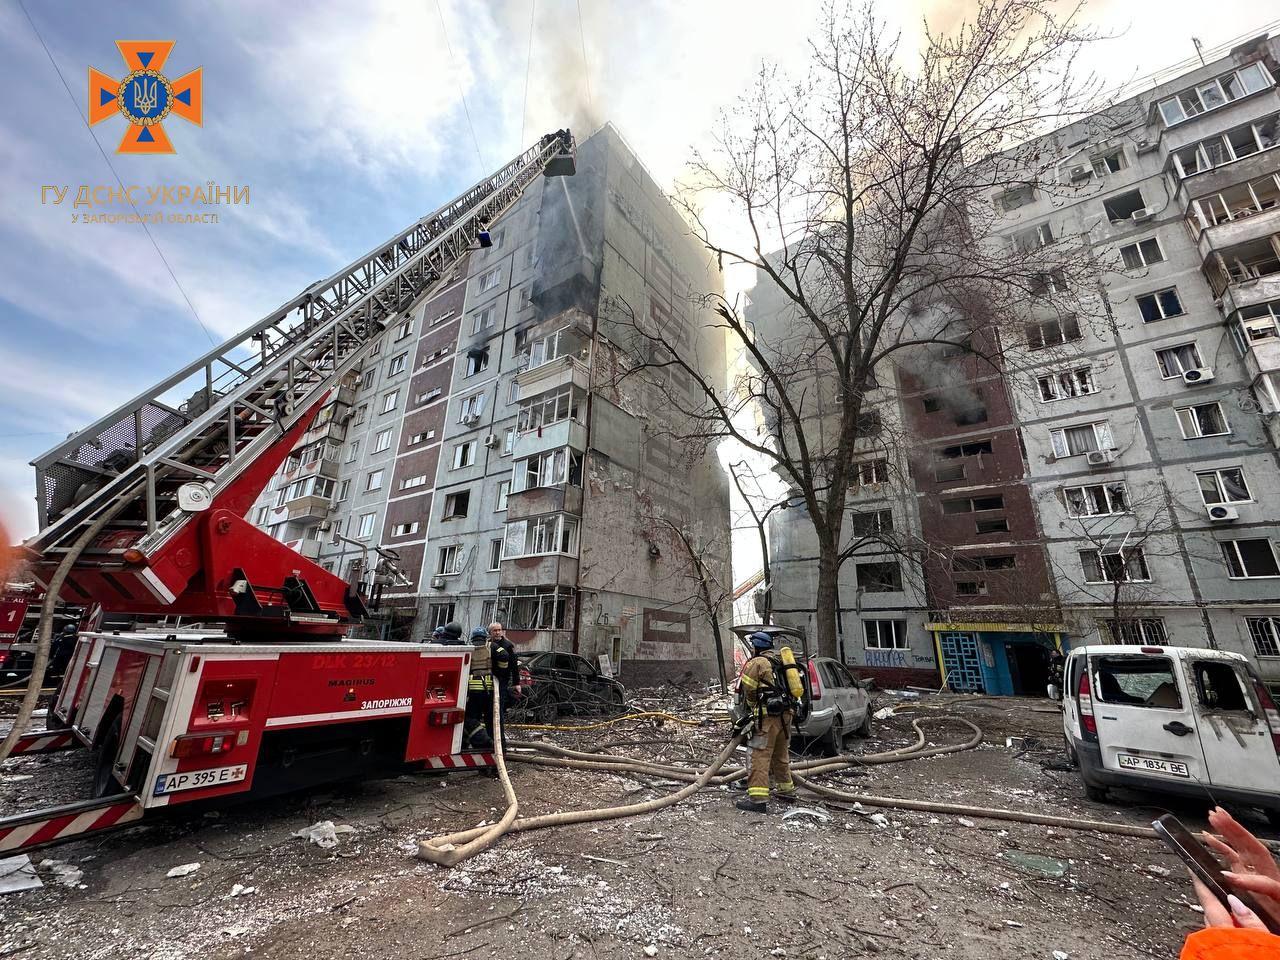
[778,645,805,699]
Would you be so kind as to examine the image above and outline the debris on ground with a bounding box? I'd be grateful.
[293,820,356,848]
[780,806,831,823]
[37,859,83,887]
[166,862,201,879]
[0,855,42,894]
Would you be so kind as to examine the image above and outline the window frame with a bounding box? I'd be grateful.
[863,619,908,649]
[1197,467,1252,505]
[1221,539,1280,579]
[1175,402,1230,439]
[1063,481,1129,517]
[1050,421,1113,458]
[1137,288,1184,323]
[1080,547,1151,583]
[1037,366,1096,402]
[1119,237,1165,270]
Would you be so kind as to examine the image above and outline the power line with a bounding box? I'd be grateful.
[521,0,536,148]
[434,0,487,174]
[18,0,218,348]
[575,0,593,116]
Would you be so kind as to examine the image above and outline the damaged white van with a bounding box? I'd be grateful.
[1061,645,1280,823]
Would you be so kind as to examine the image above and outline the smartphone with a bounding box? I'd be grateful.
[1153,813,1280,934]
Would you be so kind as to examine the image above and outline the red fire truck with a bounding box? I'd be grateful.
[0,131,576,856]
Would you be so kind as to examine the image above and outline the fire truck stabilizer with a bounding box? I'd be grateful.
[0,131,576,855]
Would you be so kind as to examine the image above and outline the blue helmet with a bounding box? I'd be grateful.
[749,631,774,651]
[470,626,490,642]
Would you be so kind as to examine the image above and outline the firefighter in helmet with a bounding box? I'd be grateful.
[735,631,798,813]
[464,626,495,751]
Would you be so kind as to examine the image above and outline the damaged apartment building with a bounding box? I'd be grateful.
[756,33,1280,694]
[248,125,731,683]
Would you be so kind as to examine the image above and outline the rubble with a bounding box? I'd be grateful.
[0,855,42,894]
[166,862,201,878]
[293,820,356,848]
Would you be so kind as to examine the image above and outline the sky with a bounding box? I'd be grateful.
[1,0,1277,578]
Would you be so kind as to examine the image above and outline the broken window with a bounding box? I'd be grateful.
[1156,343,1202,379]
[1158,62,1274,126]
[851,458,890,486]
[1100,618,1168,646]
[938,439,994,459]
[953,404,988,426]
[934,463,965,483]
[1063,482,1128,517]
[1120,238,1164,270]
[856,561,902,593]
[442,490,470,519]
[864,620,907,649]
[1091,150,1127,176]
[975,517,1009,535]
[1137,288,1183,323]
[1038,367,1095,401]
[1222,539,1280,579]
[1050,421,1111,458]
[848,510,894,537]
[1094,656,1182,708]
[997,184,1035,213]
[1175,402,1229,439]
[1197,467,1251,505]
[1193,661,1250,711]
[1080,547,1149,583]
[1025,315,1081,350]
[1104,189,1147,223]
[1029,268,1069,299]
[1012,222,1054,252]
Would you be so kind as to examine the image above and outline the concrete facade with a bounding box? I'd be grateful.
[755,35,1280,691]
[249,126,731,682]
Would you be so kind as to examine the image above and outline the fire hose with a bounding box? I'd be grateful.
[0,498,129,766]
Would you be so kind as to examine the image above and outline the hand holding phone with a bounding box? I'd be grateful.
[1153,813,1280,935]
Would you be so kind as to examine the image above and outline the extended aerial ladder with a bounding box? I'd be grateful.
[22,130,575,638]
[0,131,575,856]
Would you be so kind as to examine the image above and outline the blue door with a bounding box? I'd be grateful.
[940,632,985,692]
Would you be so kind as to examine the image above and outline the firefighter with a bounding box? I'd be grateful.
[48,623,77,680]
[734,631,798,813]
[464,626,495,751]
[434,621,465,645]
[487,621,520,751]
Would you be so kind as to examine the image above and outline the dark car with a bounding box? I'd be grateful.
[517,651,626,720]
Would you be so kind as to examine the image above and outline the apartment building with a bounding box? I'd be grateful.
[250,125,731,682]
[755,32,1280,691]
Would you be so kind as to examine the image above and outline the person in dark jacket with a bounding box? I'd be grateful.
[487,621,521,751]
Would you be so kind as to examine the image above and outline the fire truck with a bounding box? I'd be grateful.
[0,131,576,856]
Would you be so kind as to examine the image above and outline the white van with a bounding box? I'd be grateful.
[1061,644,1280,823]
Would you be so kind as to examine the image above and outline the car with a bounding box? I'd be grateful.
[516,651,626,720]
[1060,644,1280,822]
[729,624,873,753]
[800,655,873,753]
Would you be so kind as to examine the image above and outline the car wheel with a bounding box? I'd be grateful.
[854,710,872,739]
[609,687,625,712]
[825,715,845,756]
[1084,782,1109,803]
[92,714,122,798]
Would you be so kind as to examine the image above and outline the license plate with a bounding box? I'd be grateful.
[154,763,248,796]
[1117,753,1190,778]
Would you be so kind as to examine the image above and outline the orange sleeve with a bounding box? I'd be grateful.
[1180,927,1280,960]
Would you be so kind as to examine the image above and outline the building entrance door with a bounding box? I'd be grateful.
[940,632,984,692]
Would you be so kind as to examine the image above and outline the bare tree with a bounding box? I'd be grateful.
[608,0,1106,658]
[647,516,734,691]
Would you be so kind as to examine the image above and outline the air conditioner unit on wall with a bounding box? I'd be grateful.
[1136,139,1157,154]
[483,434,500,448]
[1069,165,1091,182]
[1131,208,1154,223]
[1207,504,1239,522]
[430,576,446,589]
[1086,449,1116,467]
[1182,367,1215,385]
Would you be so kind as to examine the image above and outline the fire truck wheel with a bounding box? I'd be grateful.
[92,715,122,798]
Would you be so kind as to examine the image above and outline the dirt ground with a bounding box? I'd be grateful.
[2,688,1271,960]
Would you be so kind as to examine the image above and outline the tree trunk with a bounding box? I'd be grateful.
[705,591,728,693]
[814,548,841,659]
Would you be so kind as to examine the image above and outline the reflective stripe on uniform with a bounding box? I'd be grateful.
[739,675,759,689]
[747,786,769,799]
[775,782,795,796]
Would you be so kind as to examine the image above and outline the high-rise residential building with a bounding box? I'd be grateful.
[756,33,1280,693]
[249,126,731,682]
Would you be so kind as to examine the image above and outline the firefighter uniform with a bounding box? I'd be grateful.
[738,648,796,808]
[465,631,495,750]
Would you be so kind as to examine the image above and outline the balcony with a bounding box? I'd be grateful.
[301,418,349,446]
[511,417,586,460]
[1206,235,1280,302]
[285,538,322,560]
[498,554,578,590]
[514,353,590,394]
[1195,201,1280,262]
[507,482,583,521]
[285,494,333,523]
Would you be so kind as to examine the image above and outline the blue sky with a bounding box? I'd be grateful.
[1,0,1277,544]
